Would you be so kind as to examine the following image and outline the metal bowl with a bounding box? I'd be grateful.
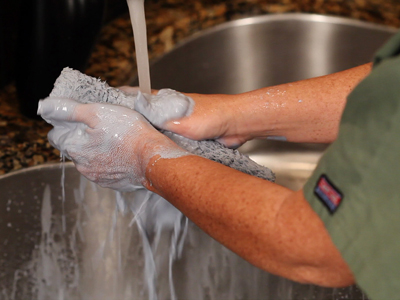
[143,13,396,93]
[0,163,367,300]
[1,14,397,299]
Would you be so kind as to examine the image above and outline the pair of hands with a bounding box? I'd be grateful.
[38,88,248,192]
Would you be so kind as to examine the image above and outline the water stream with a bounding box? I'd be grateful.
[126,0,152,94]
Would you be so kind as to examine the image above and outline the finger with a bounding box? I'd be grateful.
[135,90,194,128]
[47,123,88,156]
[73,101,147,130]
[70,103,104,128]
[47,127,74,157]
[135,91,152,115]
[38,97,80,123]
[38,97,100,128]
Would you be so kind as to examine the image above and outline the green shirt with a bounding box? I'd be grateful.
[304,30,400,300]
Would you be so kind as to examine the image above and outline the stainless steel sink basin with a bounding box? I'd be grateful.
[0,164,367,300]
[143,13,395,93]
[1,13,396,300]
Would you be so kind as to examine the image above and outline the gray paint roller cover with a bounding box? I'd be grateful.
[49,67,275,182]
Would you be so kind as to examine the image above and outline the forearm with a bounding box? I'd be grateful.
[197,63,372,143]
[144,154,354,287]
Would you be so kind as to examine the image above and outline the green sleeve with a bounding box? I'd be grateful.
[303,30,400,300]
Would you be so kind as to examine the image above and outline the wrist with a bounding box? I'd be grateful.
[139,134,189,187]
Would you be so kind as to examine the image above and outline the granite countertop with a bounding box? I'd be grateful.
[1,0,400,175]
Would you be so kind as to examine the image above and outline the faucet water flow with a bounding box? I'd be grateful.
[126,0,152,95]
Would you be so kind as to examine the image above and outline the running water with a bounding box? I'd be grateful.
[61,156,67,232]
[126,0,152,94]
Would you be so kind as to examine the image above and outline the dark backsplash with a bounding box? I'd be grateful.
[0,0,129,89]
[0,0,20,89]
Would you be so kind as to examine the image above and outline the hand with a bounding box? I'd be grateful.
[38,98,188,191]
[118,86,197,132]
[161,93,253,148]
[119,86,252,148]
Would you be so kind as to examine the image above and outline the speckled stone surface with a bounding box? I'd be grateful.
[1,0,400,175]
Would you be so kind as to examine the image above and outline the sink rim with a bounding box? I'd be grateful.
[147,12,398,68]
[0,162,75,179]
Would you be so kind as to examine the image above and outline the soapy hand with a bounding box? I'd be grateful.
[38,98,189,191]
[119,86,252,148]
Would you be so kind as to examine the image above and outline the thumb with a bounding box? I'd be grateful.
[135,89,194,129]
[38,97,80,124]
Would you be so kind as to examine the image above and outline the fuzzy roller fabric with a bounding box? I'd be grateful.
[50,68,275,182]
